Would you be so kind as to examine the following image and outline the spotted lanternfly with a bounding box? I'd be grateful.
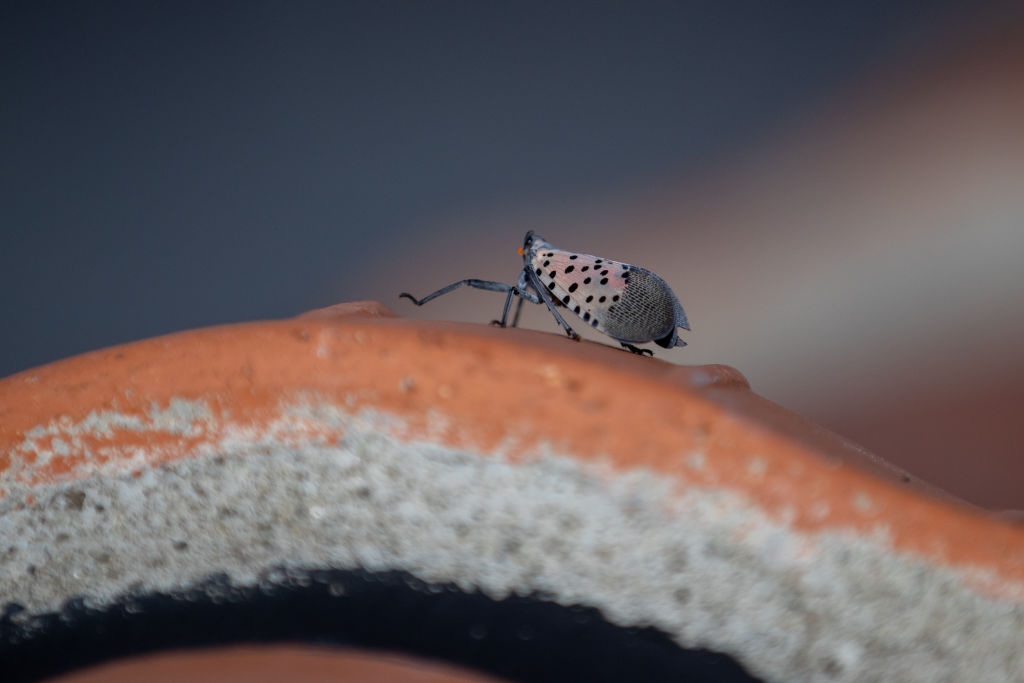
[399,231,689,356]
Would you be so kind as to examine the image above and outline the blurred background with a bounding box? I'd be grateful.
[3,1,1022,509]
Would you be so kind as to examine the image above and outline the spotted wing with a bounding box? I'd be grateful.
[531,248,676,342]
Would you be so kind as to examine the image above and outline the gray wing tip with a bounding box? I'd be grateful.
[674,302,690,345]
[675,303,690,331]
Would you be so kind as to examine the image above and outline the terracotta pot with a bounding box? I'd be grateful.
[49,646,503,683]
[2,302,1022,682]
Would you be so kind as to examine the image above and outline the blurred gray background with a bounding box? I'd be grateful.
[4,1,1023,508]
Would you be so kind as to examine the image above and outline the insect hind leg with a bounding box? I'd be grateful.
[620,342,654,357]
[399,279,516,306]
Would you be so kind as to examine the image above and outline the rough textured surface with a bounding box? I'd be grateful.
[2,403,1022,683]
[3,304,1024,682]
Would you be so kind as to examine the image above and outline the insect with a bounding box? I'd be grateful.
[399,231,689,356]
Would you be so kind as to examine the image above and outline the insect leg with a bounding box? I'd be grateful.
[541,296,580,340]
[507,269,537,328]
[399,279,515,306]
[620,342,654,357]
[514,269,542,303]
[510,295,527,327]
[492,287,517,327]
[492,271,542,327]
[526,271,580,341]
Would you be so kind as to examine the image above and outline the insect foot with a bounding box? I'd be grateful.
[399,231,689,356]
[398,292,426,306]
[620,343,654,357]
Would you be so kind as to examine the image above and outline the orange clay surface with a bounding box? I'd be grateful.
[2,302,1023,592]
[49,646,504,683]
